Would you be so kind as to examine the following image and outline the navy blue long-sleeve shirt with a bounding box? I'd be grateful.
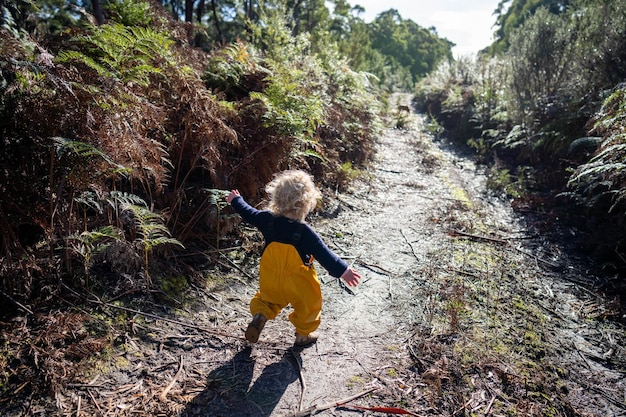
[230,196,348,278]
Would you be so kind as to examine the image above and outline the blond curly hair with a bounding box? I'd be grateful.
[265,170,321,221]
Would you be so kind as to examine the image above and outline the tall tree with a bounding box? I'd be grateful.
[91,0,104,25]
[185,0,194,21]
[491,0,570,53]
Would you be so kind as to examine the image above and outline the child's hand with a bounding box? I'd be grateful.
[226,189,240,204]
[340,268,361,287]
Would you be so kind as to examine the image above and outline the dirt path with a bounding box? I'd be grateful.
[31,114,625,417]
[177,116,624,416]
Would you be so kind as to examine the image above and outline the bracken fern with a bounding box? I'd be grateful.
[568,86,626,214]
[56,23,174,90]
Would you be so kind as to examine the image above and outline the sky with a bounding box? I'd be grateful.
[352,0,502,57]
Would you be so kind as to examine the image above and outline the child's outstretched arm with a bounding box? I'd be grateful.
[340,267,361,287]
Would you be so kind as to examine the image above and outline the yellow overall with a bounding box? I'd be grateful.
[250,241,322,336]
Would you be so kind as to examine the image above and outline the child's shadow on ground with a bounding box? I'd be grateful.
[181,346,301,417]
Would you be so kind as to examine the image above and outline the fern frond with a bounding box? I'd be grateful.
[56,50,111,77]
[53,136,114,162]
[590,143,626,163]
[108,191,147,208]
[67,226,123,277]
[122,204,183,248]
[203,189,229,209]
[569,162,626,185]
[74,191,104,214]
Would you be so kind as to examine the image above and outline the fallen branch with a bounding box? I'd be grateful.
[0,288,34,315]
[449,229,561,269]
[448,229,508,245]
[287,386,379,417]
[356,258,393,275]
[343,404,421,416]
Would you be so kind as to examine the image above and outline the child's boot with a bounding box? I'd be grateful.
[295,331,318,347]
[245,313,267,343]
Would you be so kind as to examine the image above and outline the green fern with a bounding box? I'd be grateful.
[56,23,174,88]
[67,226,123,283]
[106,0,152,27]
[121,203,184,284]
[568,86,626,214]
[107,191,147,208]
[74,191,103,231]
[53,137,129,176]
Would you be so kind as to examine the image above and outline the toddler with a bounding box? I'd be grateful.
[226,170,360,346]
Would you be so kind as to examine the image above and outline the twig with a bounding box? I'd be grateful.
[0,288,34,315]
[484,395,496,414]
[573,342,593,370]
[290,349,306,412]
[87,389,102,414]
[513,246,561,269]
[342,404,421,416]
[287,386,379,417]
[452,398,473,415]
[160,355,184,401]
[356,258,392,275]
[448,229,508,245]
[216,249,256,281]
[400,229,420,261]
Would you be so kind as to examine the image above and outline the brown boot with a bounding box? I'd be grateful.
[294,331,318,347]
[245,314,267,343]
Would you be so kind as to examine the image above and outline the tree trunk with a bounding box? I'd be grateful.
[196,0,205,23]
[91,0,104,25]
[292,0,303,35]
[185,0,194,22]
[210,0,225,44]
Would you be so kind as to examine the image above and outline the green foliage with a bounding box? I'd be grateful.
[568,87,626,213]
[56,23,174,89]
[67,226,123,280]
[486,165,529,199]
[423,116,444,139]
[415,56,508,145]
[121,203,184,284]
[507,7,577,134]
[335,161,362,188]
[207,12,380,178]
[247,16,328,161]
[250,58,325,141]
[369,9,453,87]
[53,137,129,175]
[105,0,152,27]
[203,41,268,99]
[490,0,570,53]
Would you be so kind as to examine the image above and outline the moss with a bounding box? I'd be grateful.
[347,375,366,387]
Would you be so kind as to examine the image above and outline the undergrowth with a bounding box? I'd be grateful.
[412,208,576,416]
[0,1,381,406]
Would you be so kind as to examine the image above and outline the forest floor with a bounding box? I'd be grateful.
[3,108,626,416]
